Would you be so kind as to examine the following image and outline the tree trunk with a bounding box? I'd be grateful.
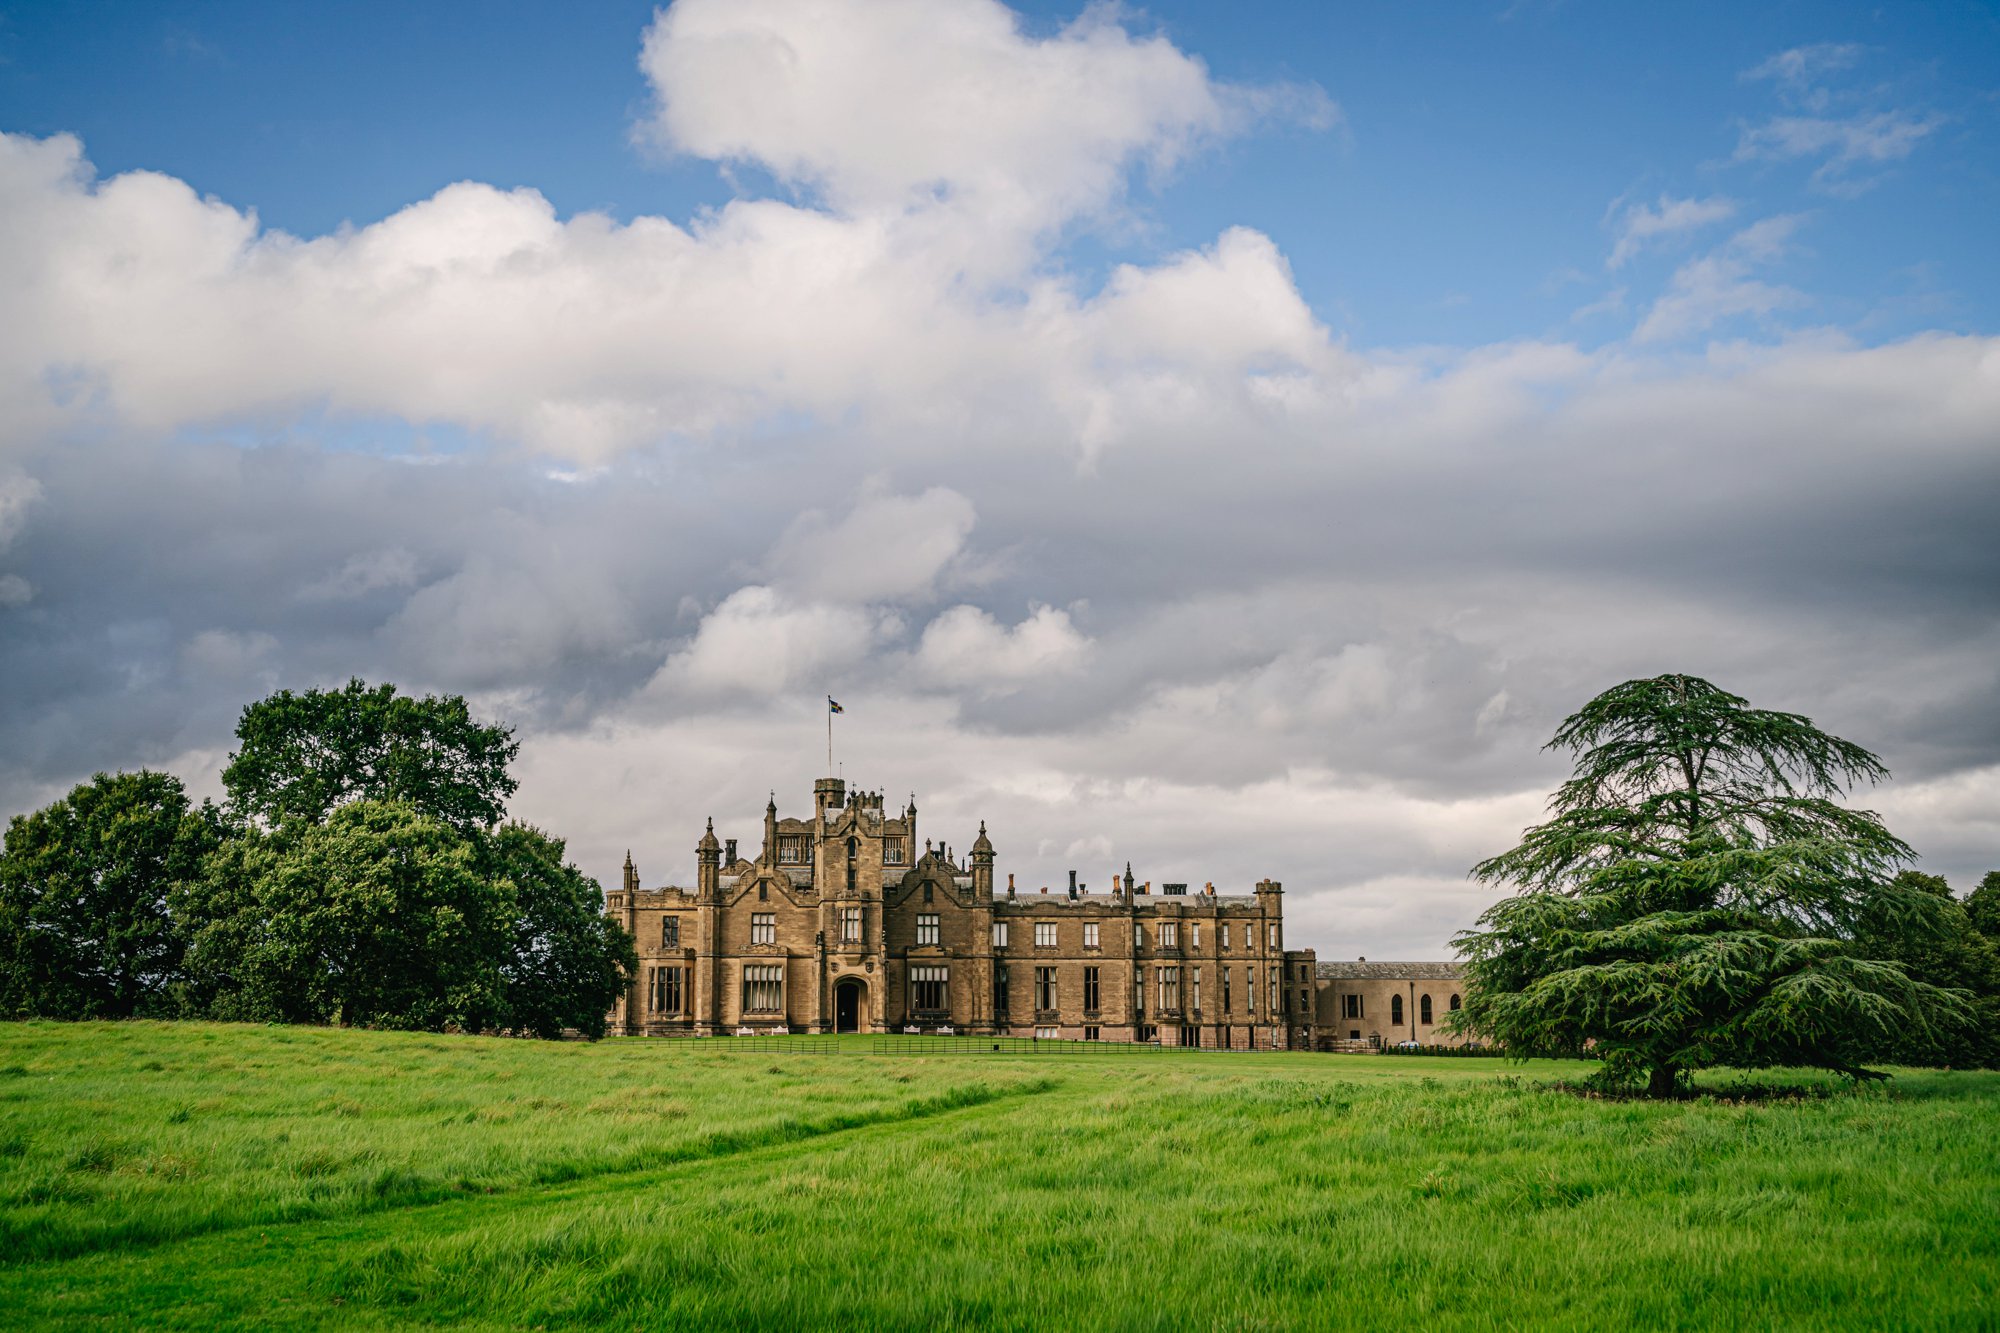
[1647,1063,1682,1098]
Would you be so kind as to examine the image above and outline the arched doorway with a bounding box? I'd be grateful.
[835,978,866,1033]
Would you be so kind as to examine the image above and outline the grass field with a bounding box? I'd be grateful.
[2,1023,1995,1329]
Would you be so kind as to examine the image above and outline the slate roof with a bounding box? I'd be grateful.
[1317,961,1464,981]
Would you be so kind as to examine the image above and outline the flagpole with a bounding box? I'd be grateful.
[827,700,833,777]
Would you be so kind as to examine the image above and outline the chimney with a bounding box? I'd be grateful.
[725,839,737,865]
[1068,870,1077,894]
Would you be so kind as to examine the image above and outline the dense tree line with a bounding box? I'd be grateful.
[0,681,635,1037]
[1450,674,1998,1092]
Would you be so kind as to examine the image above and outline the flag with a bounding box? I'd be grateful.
[827,696,844,714]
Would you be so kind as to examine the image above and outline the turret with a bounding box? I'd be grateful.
[815,777,846,817]
[1255,878,1283,951]
[905,793,917,853]
[697,818,721,899]
[1123,861,1135,895]
[623,850,638,895]
[970,820,994,900]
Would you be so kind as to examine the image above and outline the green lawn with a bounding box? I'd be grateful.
[2,1023,1994,1329]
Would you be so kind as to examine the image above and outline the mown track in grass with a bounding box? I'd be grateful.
[0,1022,1062,1264]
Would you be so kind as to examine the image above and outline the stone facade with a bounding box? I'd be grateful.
[604,776,1317,1048]
[1313,961,1472,1049]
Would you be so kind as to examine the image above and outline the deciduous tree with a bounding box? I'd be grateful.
[0,771,220,1018]
[222,679,519,834]
[484,823,636,1040]
[180,801,513,1031]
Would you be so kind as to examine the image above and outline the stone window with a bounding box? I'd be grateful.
[649,966,684,1014]
[995,963,1010,1013]
[883,837,905,865]
[1083,922,1099,949]
[992,921,1009,948]
[1270,968,1280,1014]
[1391,994,1405,1025]
[1180,1025,1200,1047]
[1268,924,1280,950]
[917,913,940,945]
[1035,1026,1060,1040]
[1190,923,1200,950]
[1083,1025,1100,1042]
[779,834,807,863]
[1133,922,1144,949]
[744,964,782,1012]
[1222,969,1232,1014]
[910,965,948,1013]
[1083,965,1100,1012]
[751,913,775,945]
[1343,993,1362,1020]
[1221,923,1231,950]
[1420,994,1433,1025]
[1191,968,1202,1013]
[1035,966,1057,1011]
[661,916,679,949]
[1159,921,1178,949]
[1034,921,1057,948]
[1158,966,1180,1012]
[1247,968,1255,1015]
[1450,993,1462,1012]
[842,906,861,943]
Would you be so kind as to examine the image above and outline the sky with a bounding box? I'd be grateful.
[0,0,1996,958]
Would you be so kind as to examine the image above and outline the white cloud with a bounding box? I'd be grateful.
[1742,43,1865,103]
[0,125,1336,466]
[650,585,886,698]
[636,0,1332,237]
[767,487,976,604]
[0,574,30,608]
[1633,215,1807,343]
[915,603,1090,688]
[0,470,40,546]
[1606,194,1736,269]
[1735,110,1943,191]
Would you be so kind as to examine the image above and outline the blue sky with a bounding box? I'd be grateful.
[5,1,1994,349]
[1,1,1996,953]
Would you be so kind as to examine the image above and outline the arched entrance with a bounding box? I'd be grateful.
[835,978,866,1033]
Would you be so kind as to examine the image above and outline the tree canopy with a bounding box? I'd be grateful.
[221,679,519,833]
[0,771,220,1019]
[3,681,633,1038]
[1451,674,1970,1094]
[484,823,638,1040]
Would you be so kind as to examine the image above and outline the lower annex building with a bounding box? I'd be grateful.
[605,776,1320,1048]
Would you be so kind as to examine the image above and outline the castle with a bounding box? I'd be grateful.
[605,776,1470,1049]
[605,776,1325,1047]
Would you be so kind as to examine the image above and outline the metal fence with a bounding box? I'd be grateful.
[646,1033,1308,1057]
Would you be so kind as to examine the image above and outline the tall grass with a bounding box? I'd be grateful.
[3,1022,1995,1329]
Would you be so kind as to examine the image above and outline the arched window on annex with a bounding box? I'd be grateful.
[1391,994,1404,1025]
[1420,994,1432,1025]
[1449,993,1461,1011]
